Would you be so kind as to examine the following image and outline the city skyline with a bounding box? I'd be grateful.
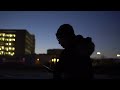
[0,11,120,58]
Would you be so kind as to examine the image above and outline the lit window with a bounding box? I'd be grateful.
[57,59,59,62]
[11,53,14,56]
[1,51,3,54]
[13,39,15,41]
[6,43,8,45]
[0,48,1,50]
[52,59,54,62]
[9,43,11,45]
[1,46,4,49]
[2,38,4,41]
[11,52,15,56]
[13,34,16,37]
[6,48,8,51]
[9,39,12,41]
[12,47,15,50]
[9,47,11,50]
[53,58,56,63]
[8,52,11,54]
[3,33,5,36]
[10,34,12,37]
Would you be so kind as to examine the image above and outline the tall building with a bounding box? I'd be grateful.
[0,29,35,59]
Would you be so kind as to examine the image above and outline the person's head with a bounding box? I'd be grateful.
[56,24,76,48]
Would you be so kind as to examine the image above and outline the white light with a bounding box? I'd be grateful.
[3,33,5,36]
[52,59,54,62]
[9,43,11,45]
[57,59,59,62]
[6,43,8,45]
[2,38,4,41]
[11,54,14,56]
[97,52,101,55]
[10,34,12,37]
[6,39,9,41]
[9,39,11,41]
[12,47,15,50]
[117,54,120,57]
[54,58,56,63]
[1,46,4,49]
[37,58,39,61]
[9,47,11,50]
[13,34,16,37]
[13,39,15,41]
[6,48,8,51]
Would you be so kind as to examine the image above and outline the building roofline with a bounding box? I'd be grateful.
[0,29,27,31]
[0,29,34,36]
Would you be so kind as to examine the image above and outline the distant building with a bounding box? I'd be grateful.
[35,54,60,69]
[47,49,63,56]
[34,49,63,66]
[0,29,35,63]
[36,54,55,64]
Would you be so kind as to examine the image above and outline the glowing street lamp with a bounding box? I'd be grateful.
[97,52,101,55]
[117,54,120,57]
[37,58,39,61]
[97,52,101,59]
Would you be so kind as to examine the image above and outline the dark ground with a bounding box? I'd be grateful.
[0,62,120,79]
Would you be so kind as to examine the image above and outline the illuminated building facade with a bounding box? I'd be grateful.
[0,29,35,59]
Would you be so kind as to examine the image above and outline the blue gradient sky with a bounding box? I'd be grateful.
[0,11,120,58]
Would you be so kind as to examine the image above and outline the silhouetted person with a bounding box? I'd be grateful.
[75,35,95,56]
[53,24,95,80]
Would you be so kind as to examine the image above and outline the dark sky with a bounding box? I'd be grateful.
[0,11,120,58]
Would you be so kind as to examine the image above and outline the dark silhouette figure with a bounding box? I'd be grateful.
[53,24,95,80]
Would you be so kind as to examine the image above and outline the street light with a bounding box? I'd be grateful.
[97,52,101,59]
[97,52,101,55]
[37,58,39,61]
[117,54,120,57]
